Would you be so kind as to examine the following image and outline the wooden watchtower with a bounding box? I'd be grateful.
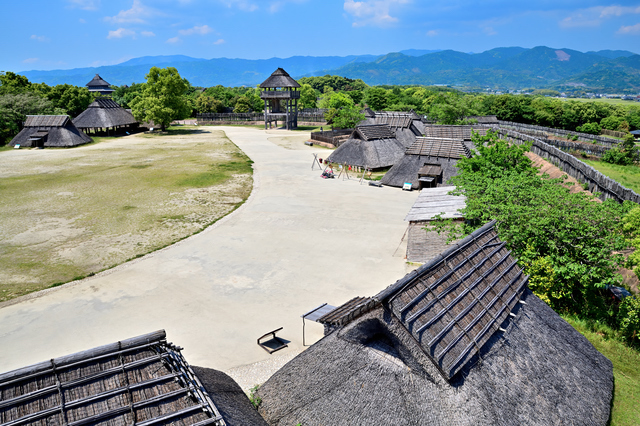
[259,68,300,130]
[86,74,114,96]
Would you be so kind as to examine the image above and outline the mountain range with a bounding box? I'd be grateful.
[18,47,640,92]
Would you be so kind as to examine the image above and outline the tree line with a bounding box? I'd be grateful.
[2,68,640,145]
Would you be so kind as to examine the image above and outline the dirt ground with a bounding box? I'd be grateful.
[0,127,252,301]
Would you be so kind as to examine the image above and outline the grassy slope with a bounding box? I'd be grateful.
[580,159,640,194]
[564,316,640,426]
[568,98,640,108]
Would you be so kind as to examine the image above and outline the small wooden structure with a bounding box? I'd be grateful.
[9,115,91,148]
[259,68,300,130]
[404,186,466,263]
[0,330,267,426]
[85,73,115,96]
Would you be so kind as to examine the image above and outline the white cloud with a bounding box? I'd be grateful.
[220,0,258,12]
[178,25,213,36]
[618,23,640,34]
[107,28,136,39]
[426,30,438,37]
[79,18,86,23]
[213,38,226,44]
[30,35,49,42]
[105,0,147,24]
[343,0,410,28]
[141,31,156,37]
[167,36,181,43]
[483,26,497,36]
[561,5,640,28]
[68,0,100,10]
[23,58,39,64]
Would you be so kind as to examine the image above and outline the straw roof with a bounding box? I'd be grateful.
[256,221,613,425]
[0,330,264,426]
[380,138,471,189]
[405,186,466,222]
[325,125,405,169]
[86,74,111,88]
[259,68,300,89]
[73,98,137,129]
[10,115,91,148]
[466,115,499,124]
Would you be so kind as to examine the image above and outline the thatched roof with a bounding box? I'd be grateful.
[10,115,91,148]
[86,74,111,88]
[405,186,466,222]
[380,138,471,189]
[73,98,137,129]
[256,221,614,425]
[259,68,300,89]
[325,125,405,169]
[406,137,471,158]
[422,125,489,141]
[467,115,499,124]
[0,330,263,426]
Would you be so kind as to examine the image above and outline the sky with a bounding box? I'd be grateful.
[1,0,640,72]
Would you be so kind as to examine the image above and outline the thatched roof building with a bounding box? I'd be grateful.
[9,115,92,148]
[405,186,466,263]
[256,221,613,425]
[362,111,425,147]
[73,98,138,134]
[259,68,300,130]
[0,330,266,426]
[381,137,471,190]
[325,124,405,170]
[86,73,114,96]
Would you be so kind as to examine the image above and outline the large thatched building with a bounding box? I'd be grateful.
[256,221,613,425]
[405,186,466,263]
[73,98,138,135]
[325,124,405,170]
[0,330,267,426]
[9,115,92,148]
[86,73,115,96]
[381,137,471,189]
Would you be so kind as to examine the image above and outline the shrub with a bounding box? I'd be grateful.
[603,147,632,165]
[617,296,640,348]
[577,122,601,135]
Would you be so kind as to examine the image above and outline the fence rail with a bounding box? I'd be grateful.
[495,128,640,204]
[601,129,627,138]
[196,112,326,123]
[497,121,620,148]
[310,129,352,146]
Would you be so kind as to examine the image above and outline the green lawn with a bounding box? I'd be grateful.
[567,98,640,109]
[581,159,640,194]
[564,316,640,426]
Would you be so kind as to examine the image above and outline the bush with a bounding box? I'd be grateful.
[618,296,640,348]
[577,122,601,135]
[603,147,633,165]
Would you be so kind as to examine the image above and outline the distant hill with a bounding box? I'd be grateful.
[17,47,640,91]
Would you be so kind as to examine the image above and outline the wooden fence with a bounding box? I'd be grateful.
[496,121,620,148]
[310,129,352,146]
[196,111,327,123]
[601,129,627,138]
[495,128,640,204]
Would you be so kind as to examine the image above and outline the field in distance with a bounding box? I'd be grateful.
[0,127,253,302]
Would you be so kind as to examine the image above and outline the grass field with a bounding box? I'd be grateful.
[567,98,640,109]
[0,127,252,302]
[564,316,640,426]
[580,159,640,194]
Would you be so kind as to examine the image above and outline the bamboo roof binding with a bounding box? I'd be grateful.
[24,115,69,127]
[0,331,227,426]
[353,124,395,141]
[406,137,472,158]
[404,186,466,222]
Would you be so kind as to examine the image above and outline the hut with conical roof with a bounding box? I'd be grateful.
[73,98,138,135]
[256,221,613,425]
[9,115,92,148]
[381,137,472,190]
[259,68,300,130]
[325,124,405,170]
[85,73,114,96]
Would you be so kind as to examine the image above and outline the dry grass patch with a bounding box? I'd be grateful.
[0,127,252,302]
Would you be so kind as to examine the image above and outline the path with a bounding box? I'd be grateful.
[0,127,417,377]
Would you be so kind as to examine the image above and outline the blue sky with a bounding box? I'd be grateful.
[2,1,640,72]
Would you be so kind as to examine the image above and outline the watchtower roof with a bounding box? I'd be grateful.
[260,68,300,89]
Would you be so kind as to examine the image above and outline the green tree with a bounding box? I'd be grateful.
[576,122,601,135]
[442,130,633,322]
[330,106,365,129]
[365,87,388,111]
[233,96,252,113]
[130,67,190,131]
[0,92,60,145]
[45,84,94,117]
[195,95,224,114]
[0,72,32,95]
[299,84,317,109]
